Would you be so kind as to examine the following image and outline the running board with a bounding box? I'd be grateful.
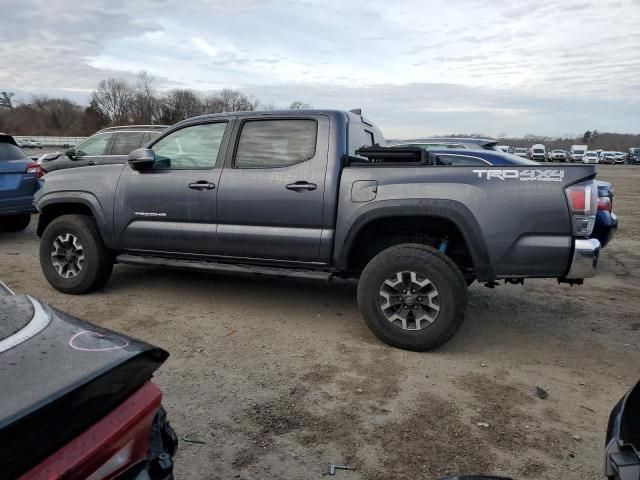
[116,254,334,282]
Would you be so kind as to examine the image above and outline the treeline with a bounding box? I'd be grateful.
[0,72,311,136]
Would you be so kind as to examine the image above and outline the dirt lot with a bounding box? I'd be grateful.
[2,165,639,479]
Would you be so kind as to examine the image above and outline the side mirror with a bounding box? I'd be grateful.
[65,149,76,159]
[128,148,156,170]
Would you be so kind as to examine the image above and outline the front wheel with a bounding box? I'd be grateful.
[0,214,31,232]
[40,214,113,294]
[357,244,468,351]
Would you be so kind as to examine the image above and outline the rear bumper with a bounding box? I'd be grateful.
[0,195,36,216]
[565,238,601,279]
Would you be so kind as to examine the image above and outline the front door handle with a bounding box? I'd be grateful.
[286,181,317,192]
[188,181,216,191]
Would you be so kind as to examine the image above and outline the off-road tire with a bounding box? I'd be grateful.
[357,243,468,351]
[40,214,113,294]
[0,214,31,232]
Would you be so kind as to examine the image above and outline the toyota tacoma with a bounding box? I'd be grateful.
[34,109,601,351]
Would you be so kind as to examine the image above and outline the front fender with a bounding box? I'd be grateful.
[35,192,114,248]
[333,199,493,281]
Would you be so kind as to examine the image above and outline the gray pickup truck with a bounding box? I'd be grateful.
[34,109,601,351]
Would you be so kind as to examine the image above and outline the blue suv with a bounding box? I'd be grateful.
[0,133,42,231]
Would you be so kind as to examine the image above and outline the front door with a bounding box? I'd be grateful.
[114,120,232,255]
[216,116,329,262]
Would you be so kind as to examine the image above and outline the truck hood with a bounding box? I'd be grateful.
[0,292,168,478]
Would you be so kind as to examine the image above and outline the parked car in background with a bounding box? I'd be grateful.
[0,133,42,232]
[548,149,567,162]
[496,145,510,153]
[599,151,617,164]
[583,151,600,164]
[570,144,588,162]
[530,143,546,161]
[513,147,528,157]
[592,180,617,248]
[614,152,625,164]
[0,281,178,480]
[17,138,42,149]
[628,147,640,164]
[39,125,168,173]
[388,137,499,150]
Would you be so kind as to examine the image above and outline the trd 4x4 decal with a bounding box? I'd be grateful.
[472,169,565,182]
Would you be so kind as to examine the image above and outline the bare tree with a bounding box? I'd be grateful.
[159,89,203,124]
[289,100,311,110]
[131,71,160,124]
[91,78,134,124]
[203,89,257,113]
[0,92,15,111]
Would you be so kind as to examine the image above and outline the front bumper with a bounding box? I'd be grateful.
[565,238,601,279]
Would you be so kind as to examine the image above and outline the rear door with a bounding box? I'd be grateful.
[216,115,329,262]
[114,120,232,255]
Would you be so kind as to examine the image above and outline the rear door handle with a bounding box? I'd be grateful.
[286,181,317,192]
[188,181,216,191]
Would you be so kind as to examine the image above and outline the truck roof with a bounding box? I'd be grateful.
[173,109,370,128]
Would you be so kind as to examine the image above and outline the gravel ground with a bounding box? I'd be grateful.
[1,165,639,479]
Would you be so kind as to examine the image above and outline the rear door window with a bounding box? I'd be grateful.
[110,132,145,155]
[234,119,318,168]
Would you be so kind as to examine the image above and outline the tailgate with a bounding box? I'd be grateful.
[0,159,35,199]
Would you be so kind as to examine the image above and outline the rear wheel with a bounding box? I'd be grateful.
[357,244,468,351]
[0,214,31,232]
[40,214,113,294]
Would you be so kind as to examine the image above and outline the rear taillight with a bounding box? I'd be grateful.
[25,162,44,178]
[565,180,597,237]
[598,196,612,212]
[20,382,162,480]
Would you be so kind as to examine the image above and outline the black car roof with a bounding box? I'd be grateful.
[0,133,18,146]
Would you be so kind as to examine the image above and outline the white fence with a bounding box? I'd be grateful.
[14,136,87,147]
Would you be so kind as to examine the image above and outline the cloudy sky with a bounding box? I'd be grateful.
[2,0,639,137]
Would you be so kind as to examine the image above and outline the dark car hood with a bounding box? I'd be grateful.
[0,294,168,479]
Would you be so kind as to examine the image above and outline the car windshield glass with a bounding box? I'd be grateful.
[533,149,544,153]
[0,142,28,161]
[574,150,584,154]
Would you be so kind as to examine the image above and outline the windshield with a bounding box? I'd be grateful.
[532,149,544,154]
[514,148,526,153]
[632,148,640,154]
[585,152,597,157]
[574,149,584,154]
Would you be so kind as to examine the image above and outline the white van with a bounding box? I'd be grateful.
[530,144,546,162]
[570,145,588,162]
